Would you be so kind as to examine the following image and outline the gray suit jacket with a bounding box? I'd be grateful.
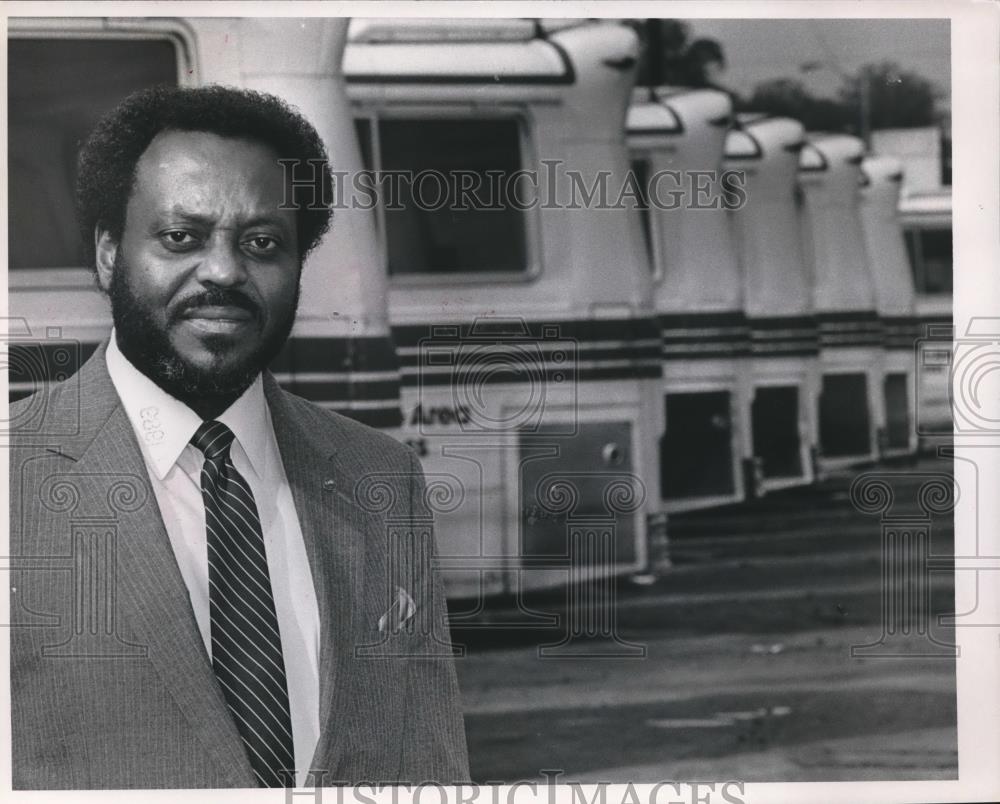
[9,343,469,789]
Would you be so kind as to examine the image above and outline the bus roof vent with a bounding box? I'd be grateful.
[349,18,539,43]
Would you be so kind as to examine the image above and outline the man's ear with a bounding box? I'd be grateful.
[94,228,118,292]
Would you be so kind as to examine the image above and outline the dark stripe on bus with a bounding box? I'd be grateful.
[401,364,662,387]
[392,316,661,347]
[885,315,952,353]
[7,338,399,380]
[270,336,399,374]
[392,316,663,383]
[881,315,922,349]
[818,311,884,349]
[748,315,820,356]
[7,337,403,428]
[396,344,661,369]
[659,311,752,359]
[914,316,953,336]
[279,379,401,403]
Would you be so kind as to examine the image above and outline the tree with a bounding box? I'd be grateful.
[841,61,941,130]
[743,78,852,132]
[631,19,727,90]
[745,61,943,135]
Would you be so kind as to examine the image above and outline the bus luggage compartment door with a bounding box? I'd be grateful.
[660,391,735,499]
[519,422,638,567]
[752,385,804,479]
[819,372,872,457]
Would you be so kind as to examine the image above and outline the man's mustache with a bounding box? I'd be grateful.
[173,289,261,319]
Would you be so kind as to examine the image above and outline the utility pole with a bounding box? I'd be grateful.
[858,69,871,149]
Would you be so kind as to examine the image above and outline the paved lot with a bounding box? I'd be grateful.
[457,626,955,782]
[450,455,958,783]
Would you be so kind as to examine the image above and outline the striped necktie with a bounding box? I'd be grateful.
[191,420,295,788]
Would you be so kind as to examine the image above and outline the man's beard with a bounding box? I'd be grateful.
[108,250,299,409]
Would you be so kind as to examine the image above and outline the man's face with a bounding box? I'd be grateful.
[97,129,301,404]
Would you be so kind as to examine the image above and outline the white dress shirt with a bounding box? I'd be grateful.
[105,333,320,787]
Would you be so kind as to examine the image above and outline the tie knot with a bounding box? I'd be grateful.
[191,420,236,462]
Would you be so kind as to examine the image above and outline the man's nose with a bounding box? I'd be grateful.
[196,240,248,287]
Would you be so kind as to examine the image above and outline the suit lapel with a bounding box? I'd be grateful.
[263,376,395,780]
[61,346,257,787]
[55,346,403,783]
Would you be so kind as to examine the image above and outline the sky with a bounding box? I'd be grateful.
[685,18,951,113]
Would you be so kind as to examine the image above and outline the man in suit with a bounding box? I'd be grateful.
[9,85,469,789]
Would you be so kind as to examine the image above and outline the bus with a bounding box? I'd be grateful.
[8,17,401,429]
[799,134,883,470]
[723,115,820,491]
[344,18,665,599]
[899,188,953,440]
[626,87,751,508]
[859,155,919,455]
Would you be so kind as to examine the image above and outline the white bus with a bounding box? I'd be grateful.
[859,155,919,456]
[344,18,664,598]
[898,188,953,439]
[626,87,751,509]
[799,134,883,470]
[8,17,401,430]
[723,115,820,491]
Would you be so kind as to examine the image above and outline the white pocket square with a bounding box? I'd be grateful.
[377,586,417,633]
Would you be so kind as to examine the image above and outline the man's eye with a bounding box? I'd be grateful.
[246,236,279,253]
[161,231,197,248]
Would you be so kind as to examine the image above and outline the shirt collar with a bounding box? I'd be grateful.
[105,330,269,481]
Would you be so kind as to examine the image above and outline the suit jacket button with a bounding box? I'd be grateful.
[323,479,336,491]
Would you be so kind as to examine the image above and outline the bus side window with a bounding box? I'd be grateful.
[905,227,953,295]
[371,118,528,276]
[917,228,953,294]
[9,38,178,270]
